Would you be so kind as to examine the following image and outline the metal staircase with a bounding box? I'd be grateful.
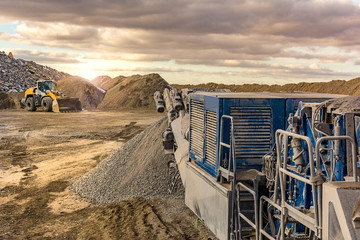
[217,115,267,240]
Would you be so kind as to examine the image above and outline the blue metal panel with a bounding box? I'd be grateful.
[189,94,288,176]
[204,95,220,112]
[222,97,286,170]
[189,96,205,164]
[188,93,335,178]
[189,94,222,177]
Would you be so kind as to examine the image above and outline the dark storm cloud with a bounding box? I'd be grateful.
[1,0,360,38]
[1,0,359,82]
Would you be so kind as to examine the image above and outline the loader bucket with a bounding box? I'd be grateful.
[52,97,82,113]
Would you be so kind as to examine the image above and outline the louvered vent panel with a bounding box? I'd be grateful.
[230,107,271,164]
[190,100,204,158]
[205,110,217,166]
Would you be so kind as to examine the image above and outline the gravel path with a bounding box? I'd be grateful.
[71,117,184,203]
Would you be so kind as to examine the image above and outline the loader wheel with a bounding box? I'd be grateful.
[25,97,36,111]
[41,97,53,112]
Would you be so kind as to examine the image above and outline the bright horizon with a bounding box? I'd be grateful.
[1,0,360,85]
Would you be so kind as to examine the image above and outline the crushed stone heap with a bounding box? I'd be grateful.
[71,117,184,203]
[0,51,69,92]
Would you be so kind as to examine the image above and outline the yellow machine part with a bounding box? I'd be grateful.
[49,92,82,113]
[24,87,36,98]
[52,98,82,113]
[23,87,82,113]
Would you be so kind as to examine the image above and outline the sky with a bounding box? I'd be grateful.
[0,0,360,85]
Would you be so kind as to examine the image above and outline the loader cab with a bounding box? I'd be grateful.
[37,80,55,94]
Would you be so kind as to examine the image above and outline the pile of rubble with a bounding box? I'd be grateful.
[0,51,69,92]
[71,117,184,203]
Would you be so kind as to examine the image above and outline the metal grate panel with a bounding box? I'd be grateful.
[190,99,204,158]
[205,110,217,166]
[230,106,271,165]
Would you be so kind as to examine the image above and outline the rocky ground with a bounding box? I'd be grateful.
[0,110,216,240]
[0,51,68,93]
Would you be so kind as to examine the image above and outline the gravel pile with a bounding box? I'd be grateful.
[325,95,360,112]
[71,117,184,203]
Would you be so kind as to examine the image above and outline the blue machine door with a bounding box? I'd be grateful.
[223,98,286,171]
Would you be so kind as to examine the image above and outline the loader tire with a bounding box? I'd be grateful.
[41,97,53,112]
[25,97,36,111]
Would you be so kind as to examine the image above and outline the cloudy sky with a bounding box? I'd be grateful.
[0,0,360,84]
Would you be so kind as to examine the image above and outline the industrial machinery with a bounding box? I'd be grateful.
[154,88,360,240]
[22,79,82,112]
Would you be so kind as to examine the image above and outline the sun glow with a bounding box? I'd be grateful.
[75,63,101,81]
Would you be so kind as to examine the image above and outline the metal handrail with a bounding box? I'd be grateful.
[315,136,358,182]
[315,135,358,236]
[275,129,320,239]
[273,131,359,239]
[259,195,281,240]
[236,181,259,240]
[218,115,240,239]
[217,115,236,179]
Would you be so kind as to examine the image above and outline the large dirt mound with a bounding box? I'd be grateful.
[91,75,114,90]
[173,77,360,95]
[97,73,168,111]
[91,75,128,91]
[71,117,184,203]
[0,51,69,93]
[57,76,106,109]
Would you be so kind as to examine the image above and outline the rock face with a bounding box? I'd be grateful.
[0,51,69,93]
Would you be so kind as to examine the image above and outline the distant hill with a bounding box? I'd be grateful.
[172,77,360,96]
[91,75,114,91]
[57,76,106,109]
[96,73,169,111]
[91,75,128,92]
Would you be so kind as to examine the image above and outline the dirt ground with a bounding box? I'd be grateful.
[0,110,215,240]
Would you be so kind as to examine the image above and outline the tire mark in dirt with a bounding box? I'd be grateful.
[78,198,186,240]
[113,122,144,141]
[0,180,89,239]
[0,135,29,168]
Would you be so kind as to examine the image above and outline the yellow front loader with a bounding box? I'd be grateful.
[22,79,82,112]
